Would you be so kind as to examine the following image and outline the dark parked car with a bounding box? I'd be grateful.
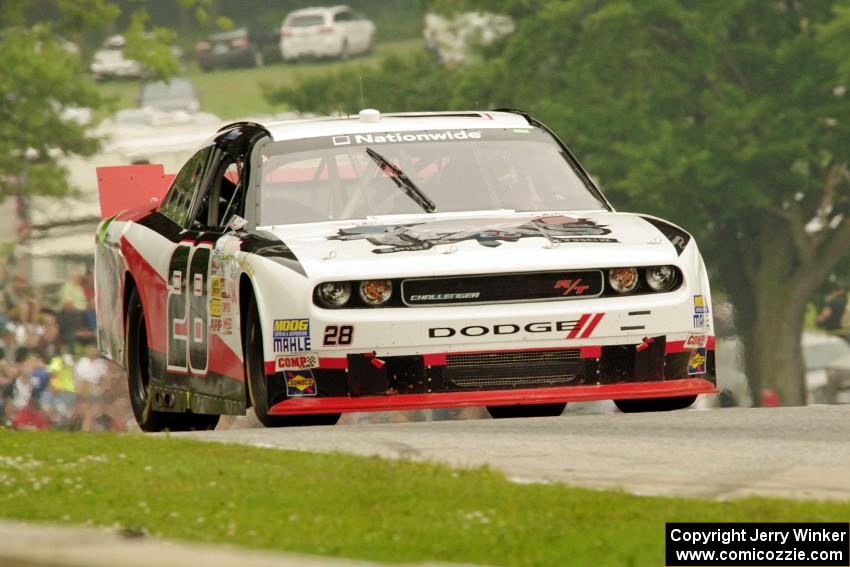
[138,78,200,113]
[195,27,280,71]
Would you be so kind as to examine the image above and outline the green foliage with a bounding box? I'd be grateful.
[0,0,179,200]
[265,51,461,115]
[122,10,180,81]
[2,432,849,566]
[0,27,102,198]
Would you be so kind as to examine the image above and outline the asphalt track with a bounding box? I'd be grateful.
[181,404,850,501]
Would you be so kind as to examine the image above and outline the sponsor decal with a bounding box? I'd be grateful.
[276,352,319,371]
[687,348,707,375]
[684,334,708,349]
[554,278,590,296]
[210,298,222,318]
[285,370,317,397]
[329,215,618,254]
[693,295,710,329]
[273,319,311,352]
[210,276,223,298]
[427,314,604,339]
[331,130,483,146]
[323,325,354,346]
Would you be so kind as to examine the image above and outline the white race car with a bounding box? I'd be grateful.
[94,109,716,431]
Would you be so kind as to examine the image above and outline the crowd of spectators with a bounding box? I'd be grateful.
[0,266,134,431]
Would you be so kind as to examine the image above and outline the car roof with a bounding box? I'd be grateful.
[255,111,533,143]
[286,5,352,18]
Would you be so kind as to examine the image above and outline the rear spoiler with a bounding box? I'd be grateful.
[95,164,174,220]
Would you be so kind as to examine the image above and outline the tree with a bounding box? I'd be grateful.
[0,0,179,200]
[267,0,850,405]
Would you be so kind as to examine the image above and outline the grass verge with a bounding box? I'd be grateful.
[0,431,848,567]
[94,39,424,120]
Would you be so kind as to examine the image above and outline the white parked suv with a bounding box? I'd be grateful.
[280,5,375,61]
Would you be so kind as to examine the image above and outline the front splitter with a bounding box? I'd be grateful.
[268,377,717,415]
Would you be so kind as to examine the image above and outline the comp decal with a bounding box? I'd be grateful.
[329,215,618,254]
[687,348,707,375]
[275,352,319,371]
[285,370,317,397]
[693,295,709,329]
[273,319,311,352]
[684,334,708,349]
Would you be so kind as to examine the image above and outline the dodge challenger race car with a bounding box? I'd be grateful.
[94,109,717,431]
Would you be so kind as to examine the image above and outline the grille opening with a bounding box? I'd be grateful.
[446,349,581,368]
[450,374,578,388]
[445,349,583,390]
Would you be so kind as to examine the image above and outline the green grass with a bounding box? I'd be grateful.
[94,39,424,120]
[1,432,848,566]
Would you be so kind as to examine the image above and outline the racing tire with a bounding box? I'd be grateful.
[614,395,696,413]
[244,296,340,427]
[126,288,220,432]
[486,403,566,419]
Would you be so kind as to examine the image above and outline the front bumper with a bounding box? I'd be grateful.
[265,337,717,415]
[269,377,717,415]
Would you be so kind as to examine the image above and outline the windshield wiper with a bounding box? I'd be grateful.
[366,147,436,213]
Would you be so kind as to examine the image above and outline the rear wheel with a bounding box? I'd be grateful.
[126,288,219,432]
[244,296,340,427]
[614,395,696,413]
[486,403,566,419]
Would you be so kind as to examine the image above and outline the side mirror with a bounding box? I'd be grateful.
[226,214,247,232]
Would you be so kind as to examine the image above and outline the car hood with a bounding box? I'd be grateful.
[261,211,683,280]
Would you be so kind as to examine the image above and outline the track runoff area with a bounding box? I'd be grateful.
[666,523,849,566]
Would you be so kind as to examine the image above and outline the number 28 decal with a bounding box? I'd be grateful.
[167,243,211,375]
[323,325,354,346]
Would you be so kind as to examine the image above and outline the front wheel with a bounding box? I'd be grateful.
[244,296,340,427]
[614,395,696,413]
[126,288,219,432]
[487,403,566,419]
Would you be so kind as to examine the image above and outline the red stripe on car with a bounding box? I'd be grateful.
[580,313,604,338]
[567,314,590,339]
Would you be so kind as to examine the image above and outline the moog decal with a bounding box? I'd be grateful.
[273,319,311,352]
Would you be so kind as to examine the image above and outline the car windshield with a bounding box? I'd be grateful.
[255,127,607,226]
